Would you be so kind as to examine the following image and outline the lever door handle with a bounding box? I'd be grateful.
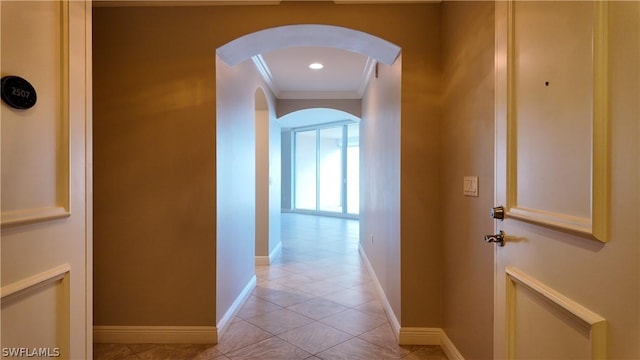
[485,230,505,247]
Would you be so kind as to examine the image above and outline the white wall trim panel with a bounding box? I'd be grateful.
[358,245,400,338]
[93,326,217,344]
[505,266,607,359]
[216,275,256,339]
[255,241,282,266]
[504,0,610,242]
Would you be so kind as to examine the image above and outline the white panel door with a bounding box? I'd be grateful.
[494,1,639,359]
[1,1,92,359]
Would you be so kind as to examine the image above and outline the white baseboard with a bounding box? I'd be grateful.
[357,246,464,359]
[255,256,269,265]
[358,245,401,338]
[398,327,441,345]
[93,276,257,345]
[93,326,217,344]
[216,275,256,338]
[255,241,282,266]
[440,330,465,360]
[397,327,464,359]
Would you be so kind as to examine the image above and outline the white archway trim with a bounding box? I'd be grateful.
[217,24,401,66]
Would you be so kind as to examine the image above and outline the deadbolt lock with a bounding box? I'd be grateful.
[491,206,505,220]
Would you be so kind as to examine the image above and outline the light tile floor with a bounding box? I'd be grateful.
[94,213,447,360]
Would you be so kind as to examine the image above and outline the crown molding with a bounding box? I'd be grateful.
[357,57,377,97]
[251,54,281,97]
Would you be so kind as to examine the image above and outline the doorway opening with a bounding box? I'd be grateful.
[215,24,401,336]
[293,122,359,216]
[255,87,282,266]
[280,108,360,219]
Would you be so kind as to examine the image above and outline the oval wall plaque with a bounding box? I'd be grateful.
[1,76,37,110]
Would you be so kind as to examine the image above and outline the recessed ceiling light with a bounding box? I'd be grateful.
[309,62,324,70]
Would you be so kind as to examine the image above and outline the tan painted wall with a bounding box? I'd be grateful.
[440,2,495,359]
[256,108,270,258]
[361,56,402,321]
[92,3,639,357]
[398,7,443,327]
[268,109,282,256]
[276,99,362,119]
[93,7,219,325]
[216,58,277,324]
[93,2,442,328]
[255,94,281,260]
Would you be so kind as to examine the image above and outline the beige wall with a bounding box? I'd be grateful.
[216,58,277,325]
[268,108,282,256]
[361,56,403,321]
[281,129,293,210]
[91,2,639,357]
[93,2,444,330]
[276,99,362,119]
[398,7,443,327]
[255,93,281,260]
[440,2,495,359]
[93,7,218,325]
[256,106,269,258]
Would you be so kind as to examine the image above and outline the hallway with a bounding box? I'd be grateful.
[94,213,446,360]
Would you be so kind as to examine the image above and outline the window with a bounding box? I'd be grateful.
[293,122,359,216]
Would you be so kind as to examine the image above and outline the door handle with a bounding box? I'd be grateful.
[485,230,505,247]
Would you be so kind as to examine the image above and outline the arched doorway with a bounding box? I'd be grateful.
[215,24,401,337]
[279,108,361,218]
[254,87,282,266]
[216,24,400,67]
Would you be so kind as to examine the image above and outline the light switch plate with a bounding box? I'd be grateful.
[463,176,479,197]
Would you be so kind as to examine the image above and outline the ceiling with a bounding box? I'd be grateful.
[253,46,375,100]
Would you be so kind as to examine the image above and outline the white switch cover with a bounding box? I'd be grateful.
[463,176,478,197]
